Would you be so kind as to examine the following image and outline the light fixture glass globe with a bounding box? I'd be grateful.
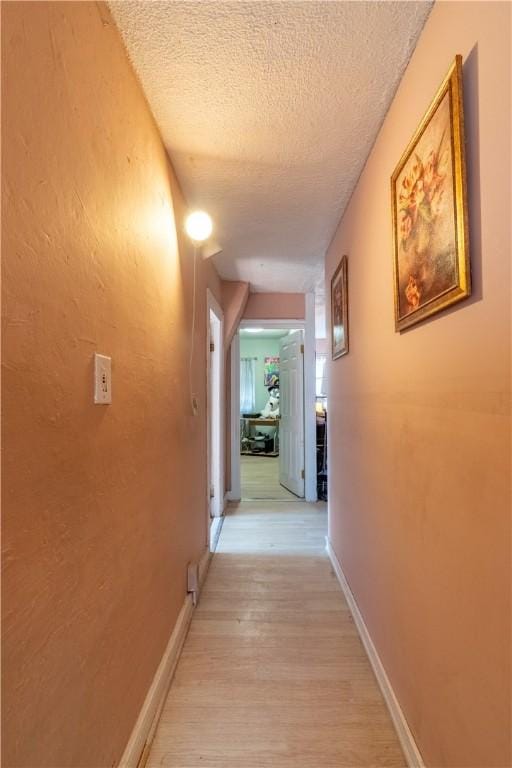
[185,210,213,242]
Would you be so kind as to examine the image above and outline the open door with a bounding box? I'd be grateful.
[207,298,223,523]
[279,330,305,498]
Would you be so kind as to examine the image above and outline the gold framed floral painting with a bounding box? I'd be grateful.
[391,55,470,331]
[331,255,348,359]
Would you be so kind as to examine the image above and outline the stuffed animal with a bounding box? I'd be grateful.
[260,386,280,419]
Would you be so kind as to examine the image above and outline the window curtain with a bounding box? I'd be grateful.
[240,358,256,413]
[315,353,327,397]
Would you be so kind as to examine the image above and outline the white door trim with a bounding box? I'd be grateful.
[304,293,317,502]
[227,331,241,501]
[230,298,317,502]
[206,290,224,527]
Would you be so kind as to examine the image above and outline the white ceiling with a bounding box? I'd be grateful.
[240,328,291,339]
[110,1,432,293]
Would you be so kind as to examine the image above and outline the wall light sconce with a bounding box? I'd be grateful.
[185,210,213,242]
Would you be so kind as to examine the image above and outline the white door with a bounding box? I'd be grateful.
[208,316,215,518]
[208,306,223,519]
[279,330,305,498]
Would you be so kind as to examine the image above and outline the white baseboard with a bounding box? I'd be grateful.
[120,546,212,768]
[326,537,425,768]
[198,542,212,587]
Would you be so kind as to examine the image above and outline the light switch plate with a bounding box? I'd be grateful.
[94,353,112,404]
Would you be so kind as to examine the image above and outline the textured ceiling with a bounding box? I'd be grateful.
[110,1,432,293]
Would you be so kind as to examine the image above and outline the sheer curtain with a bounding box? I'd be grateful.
[240,358,256,413]
[315,353,327,397]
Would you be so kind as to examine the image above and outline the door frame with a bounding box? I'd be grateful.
[229,331,241,502]
[206,290,224,535]
[228,293,317,502]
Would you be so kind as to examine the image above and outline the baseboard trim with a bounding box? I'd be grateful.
[119,546,212,768]
[325,537,425,768]
[198,540,212,587]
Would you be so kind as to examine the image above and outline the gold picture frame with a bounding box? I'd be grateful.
[331,255,348,359]
[391,55,470,332]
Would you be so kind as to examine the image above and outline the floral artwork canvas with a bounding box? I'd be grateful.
[331,255,348,359]
[391,56,470,331]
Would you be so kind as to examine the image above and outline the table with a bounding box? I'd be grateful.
[241,417,280,455]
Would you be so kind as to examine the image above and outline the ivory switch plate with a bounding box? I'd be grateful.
[94,353,112,404]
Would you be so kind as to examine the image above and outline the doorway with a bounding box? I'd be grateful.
[206,291,224,547]
[237,326,304,501]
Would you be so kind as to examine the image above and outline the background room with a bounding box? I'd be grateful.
[239,328,299,500]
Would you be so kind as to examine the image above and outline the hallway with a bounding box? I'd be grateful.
[2,2,511,766]
[147,501,405,767]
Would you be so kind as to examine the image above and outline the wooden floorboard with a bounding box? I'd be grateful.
[146,501,406,768]
[240,455,298,500]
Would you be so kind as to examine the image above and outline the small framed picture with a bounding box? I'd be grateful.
[331,255,349,360]
[391,55,470,331]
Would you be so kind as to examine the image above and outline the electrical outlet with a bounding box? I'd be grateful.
[187,562,199,606]
[94,353,112,404]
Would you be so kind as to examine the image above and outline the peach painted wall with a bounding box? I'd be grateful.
[325,3,511,767]
[1,3,221,766]
[221,280,249,348]
[243,292,305,320]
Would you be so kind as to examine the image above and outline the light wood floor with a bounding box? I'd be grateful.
[146,501,405,768]
[241,455,298,500]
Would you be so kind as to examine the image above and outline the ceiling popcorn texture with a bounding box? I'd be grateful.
[110,0,432,293]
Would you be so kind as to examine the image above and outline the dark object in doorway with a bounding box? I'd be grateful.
[317,414,328,501]
[249,434,274,453]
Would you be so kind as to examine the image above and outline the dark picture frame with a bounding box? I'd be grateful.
[331,255,349,359]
